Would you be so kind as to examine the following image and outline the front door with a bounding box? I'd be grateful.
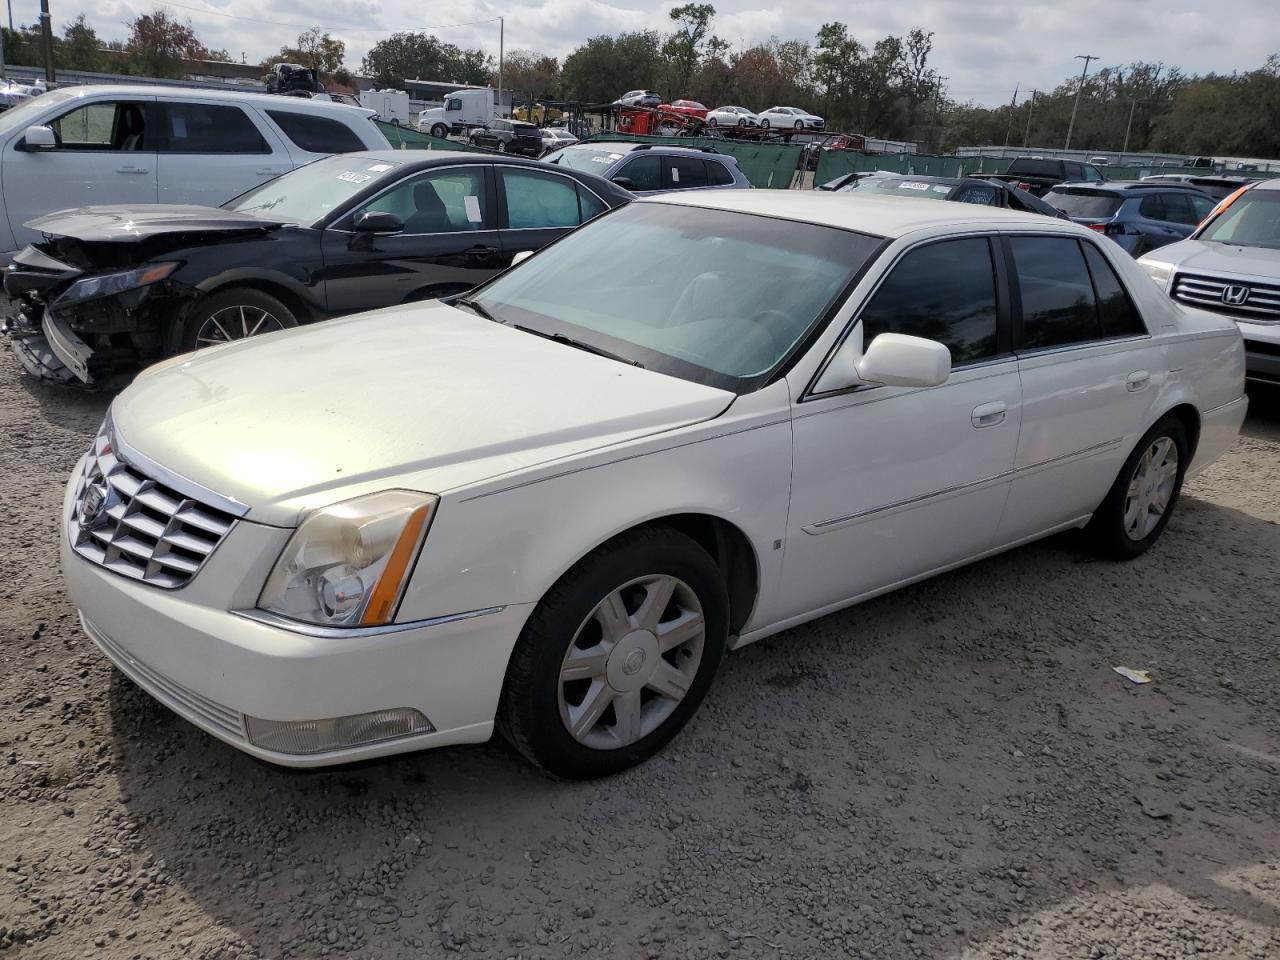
[3,96,157,249]
[997,234,1163,543]
[320,164,505,313]
[780,236,1022,620]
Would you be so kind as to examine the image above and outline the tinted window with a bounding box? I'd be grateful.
[667,156,709,188]
[706,159,735,186]
[1064,163,1084,180]
[1010,236,1100,349]
[1084,166,1104,182]
[951,183,1000,206]
[1161,193,1199,226]
[860,238,999,366]
[1138,193,1172,221]
[357,167,487,233]
[502,169,580,229]
[1045,190,1123,218]
[577,186,608,220]
[1081,244,1146,339]
[1189,194,1216,220]
[156,102,269,154]
[1012,159,1066,178]
[49,101,148,150]
[266,110,364,154]
[616,154,660,191]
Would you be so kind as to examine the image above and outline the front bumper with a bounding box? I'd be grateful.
[61,471,534,767]
[1239,321,1280,383]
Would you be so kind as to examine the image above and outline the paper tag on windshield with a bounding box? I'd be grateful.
[368,163,393,172]
[900,182,929,191]
[464,195,482,222]
[933,185,951,193]
[337,171,372,184]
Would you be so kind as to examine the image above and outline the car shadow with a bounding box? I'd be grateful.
[106,493,1280,958]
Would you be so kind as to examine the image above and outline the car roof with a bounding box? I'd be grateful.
[1251,178,1280,192]
[1051,181,1211,194]
[569,141,732,160]
[48,84,375,119]
[646,189,1089,239]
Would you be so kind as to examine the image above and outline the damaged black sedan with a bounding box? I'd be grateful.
[3,151,630,386]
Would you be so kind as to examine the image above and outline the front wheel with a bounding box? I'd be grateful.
[430,123,447,139]
[1086,415,1189,559]
[708,116,718,127]
[181,288,297,352]
[498,528,728,779]
[760,118,770,129]
[794,120,803,130]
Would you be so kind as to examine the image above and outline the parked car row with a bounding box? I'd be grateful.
[614,91,825,131]
[817,172,1069,218]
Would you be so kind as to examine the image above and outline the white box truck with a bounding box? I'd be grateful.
[359,89,412,126]
[416,88,495,139]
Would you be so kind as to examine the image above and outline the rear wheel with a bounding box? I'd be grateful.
[499,528,728,779]
[181,288,297,352]
[760,118,770,129]
[794,120,803,130]
[708,116,718,127]
[1086,415,1189,559]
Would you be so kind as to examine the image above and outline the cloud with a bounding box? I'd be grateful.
[56,0,1277,105]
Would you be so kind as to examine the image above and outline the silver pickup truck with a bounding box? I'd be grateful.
[1138,177,1280,384]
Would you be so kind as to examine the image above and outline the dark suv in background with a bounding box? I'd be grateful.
[468,120,543,156]
[1044,182,1217,257]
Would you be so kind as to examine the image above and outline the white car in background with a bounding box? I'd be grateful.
[540,126,579,153]
[0,85,388,260]
[1138,177,1280,384]
[706,105,761,127]
[758,106,825,130]
[64,193,1245,779]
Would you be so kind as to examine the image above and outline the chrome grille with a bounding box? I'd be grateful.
[70,423,237,588]
[1173,273,1280,321]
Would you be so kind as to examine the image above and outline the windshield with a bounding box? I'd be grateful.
[1044,190,1123,218]
[470,202,883,389]
[1198,190,1280,249]
[545,145,631,173]
[1009,159,1063,178]
[0,89,75,136]
[225,155,399,222]
[837,178,953,199]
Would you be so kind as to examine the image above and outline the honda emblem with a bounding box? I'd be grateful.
[1221,285,1250,306]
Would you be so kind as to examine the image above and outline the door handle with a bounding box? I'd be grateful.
[115,166,150,175]
[1126,370,1150,392]
[254,167,287,176]
[465,245,500,257]
[971,401,1007,428]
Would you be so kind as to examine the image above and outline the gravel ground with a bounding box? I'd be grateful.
[1,352,1278,960]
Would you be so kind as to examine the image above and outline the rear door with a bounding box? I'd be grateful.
[153,98,292,207]
[997,234,1162,543]
[319,163,503,313]
[3,95,157,249]
[494,165,610,264]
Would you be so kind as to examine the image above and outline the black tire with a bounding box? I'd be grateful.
[708,116,717,126]
[760,118,770,129]
[390,117,400,127]
[1086,415,1189,559]
[737,118,746,127]
[498,527,729,779]
[430,123,447,139]
[180,287,298,352]
[794,120,803,130]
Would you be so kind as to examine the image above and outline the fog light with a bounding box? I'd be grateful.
[243,708,434,755]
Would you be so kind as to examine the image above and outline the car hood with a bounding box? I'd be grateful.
[110,302,735,526]
[25,205,286,242]
[1145,238,1280,276]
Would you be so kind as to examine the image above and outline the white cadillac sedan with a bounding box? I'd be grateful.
[62,192,1248,779]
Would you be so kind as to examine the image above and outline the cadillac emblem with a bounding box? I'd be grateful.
[78,476,111,528]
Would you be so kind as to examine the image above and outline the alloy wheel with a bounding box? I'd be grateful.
[557,574,705,750]
[1123,437,1178,540]
[195,305,286,348]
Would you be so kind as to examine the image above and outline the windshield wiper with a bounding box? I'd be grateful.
[453,297,497,322]
[513,325,644,368]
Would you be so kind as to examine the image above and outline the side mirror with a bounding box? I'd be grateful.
[855,333,951,388]
[352,211,403,234]
[611,176,636,191]
[511,250,534,265]
[23,124,56,150]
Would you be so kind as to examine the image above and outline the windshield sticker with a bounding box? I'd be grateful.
[367,163,393,172]
[589,155,612,164]
[899,182,930,191]
[671,167,680,182]
[336,171,373,184]
[464,195,482,222]
[932,185,951,193]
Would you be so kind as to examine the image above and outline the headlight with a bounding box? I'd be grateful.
[1138,258,1173,289]
[54,262,179,306]
[259,490,437,627]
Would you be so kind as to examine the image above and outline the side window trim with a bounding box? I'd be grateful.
[802,232,1012,401]
[327,163,495,235]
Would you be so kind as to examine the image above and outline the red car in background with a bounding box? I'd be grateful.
[665,99,709,120]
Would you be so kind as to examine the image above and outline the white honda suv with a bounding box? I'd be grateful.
[1138,177,1280,384]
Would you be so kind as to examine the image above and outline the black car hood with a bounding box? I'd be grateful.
[25,205,286,242]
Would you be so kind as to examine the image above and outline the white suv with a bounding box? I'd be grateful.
[1138,177,1280,384]
[0,85,389,260]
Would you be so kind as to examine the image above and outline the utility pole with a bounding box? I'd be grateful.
[496,16,504,118]
[7,0,13,32]
[1121,98,1141,157]
[1022,89,1038,147]
[1002,84,1019,149]
[1064,54,1098,150]
[38,0,55,83]
[0,27,6,81]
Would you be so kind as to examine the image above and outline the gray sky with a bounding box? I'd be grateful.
[73,0,1276,106]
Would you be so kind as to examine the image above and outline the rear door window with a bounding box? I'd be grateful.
[266,110,364,154]
[706,160,735,186]
[1081,244,1146,338]
[1138,193,1172,222]
[1188,194,1216,222]
[501,168,582,229]
[155,102,269,154]
[860,237,1000,366]
[665,156,709,189]
[1010,236,1102,349]
[1159,193,1200,226]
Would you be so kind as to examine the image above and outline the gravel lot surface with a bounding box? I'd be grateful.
[1,354,1277,960]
